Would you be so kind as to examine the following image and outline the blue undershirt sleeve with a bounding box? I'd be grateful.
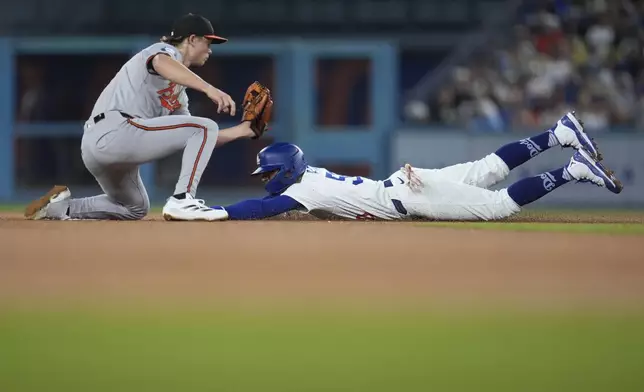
[213,195,302,220]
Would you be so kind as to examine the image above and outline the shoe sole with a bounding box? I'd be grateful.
[574,149,623,194]
[162,212,228,222]
[24,185,70,220]
[565,112,603,161]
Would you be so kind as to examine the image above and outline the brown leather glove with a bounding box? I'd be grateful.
[242,81,273,139]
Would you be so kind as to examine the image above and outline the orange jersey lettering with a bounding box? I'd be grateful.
[157,82,182,111]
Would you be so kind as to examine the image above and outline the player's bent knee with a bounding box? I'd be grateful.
[198,117,219,133]
[126,203,150,220]
[187,118,219,144]
[207,119,219,132]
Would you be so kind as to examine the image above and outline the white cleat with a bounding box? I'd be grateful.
[565,149,623,194]
[24,185,71,220]
[551,111,602,160]
[162,194,228,221]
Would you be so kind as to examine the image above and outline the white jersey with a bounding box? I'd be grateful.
[89,42,190,122]
[280,156,521,222]
[282,166,404,220]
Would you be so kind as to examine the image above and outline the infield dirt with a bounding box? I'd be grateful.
[2,211,643,310]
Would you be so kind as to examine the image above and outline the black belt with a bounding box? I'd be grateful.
[383,178,408,216]
[93,111,133,124]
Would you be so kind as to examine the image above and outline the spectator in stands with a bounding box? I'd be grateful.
[410,0,644,133]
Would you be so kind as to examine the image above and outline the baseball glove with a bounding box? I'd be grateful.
[242,81,273,139]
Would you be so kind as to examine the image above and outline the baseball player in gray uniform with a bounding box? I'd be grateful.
[24,13,270,221]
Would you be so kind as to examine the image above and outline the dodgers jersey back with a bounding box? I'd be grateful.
[89,43,190,122]
[282,166,401,220]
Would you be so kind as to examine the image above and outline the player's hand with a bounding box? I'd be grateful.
[402,164,424,192]
[205,86,236,116]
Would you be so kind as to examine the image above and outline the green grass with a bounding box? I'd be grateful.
[1,306,644,392]
[420,221,644,234]
[0,204,22,212]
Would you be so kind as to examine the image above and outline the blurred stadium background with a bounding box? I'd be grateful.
[2,0,642,207]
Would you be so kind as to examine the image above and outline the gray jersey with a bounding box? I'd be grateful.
[57,40,221,222]
[89,42,190,122]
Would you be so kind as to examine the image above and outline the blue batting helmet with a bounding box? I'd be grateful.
[251,142,308,194]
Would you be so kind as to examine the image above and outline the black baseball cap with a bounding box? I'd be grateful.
[169,13,228,44]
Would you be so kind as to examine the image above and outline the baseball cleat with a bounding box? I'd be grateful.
[565,149,623,194]
[24,185,71,220]
[162,194,228,221]
[550,111,602,161]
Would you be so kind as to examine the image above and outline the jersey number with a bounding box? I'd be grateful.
[325,172,364,185]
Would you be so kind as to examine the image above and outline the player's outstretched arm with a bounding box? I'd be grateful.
[211,195,302,220]
[151,54,235,115]
[215,122,256,147]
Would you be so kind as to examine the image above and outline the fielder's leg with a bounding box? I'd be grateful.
[93,114,224,220]
[113,115,219,197]
[23,167,150,221]
[24,114,154,220]
[122,115,227,220]
[25,113,223,220]
[42,165,150,220]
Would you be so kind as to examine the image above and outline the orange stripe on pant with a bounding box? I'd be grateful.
[127,119,207,195]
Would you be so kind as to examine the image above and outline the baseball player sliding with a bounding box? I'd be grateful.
[24,13,272,221]
[210,112,623,221]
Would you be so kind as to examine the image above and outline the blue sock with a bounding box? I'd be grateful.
[495,131,559,170]
[507,167,572,206]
